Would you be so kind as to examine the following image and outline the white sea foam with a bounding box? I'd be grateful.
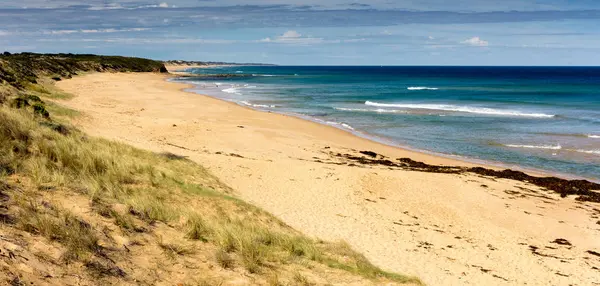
[222,87,241,94]
[235,71,243,73]
[334,107,403,113]
[587,134,600,139]
[573,149,600,155]
[334,107,368,112]
[341,123,355,130]
[240,101,276,108]
[325,121,355,130]
[505,144,562,150]
[407,86,439,90]
[252,74,277,77]
[364,101,555,118]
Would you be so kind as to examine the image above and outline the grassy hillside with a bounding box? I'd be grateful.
[0,54,420,285]
[0,52,167,90]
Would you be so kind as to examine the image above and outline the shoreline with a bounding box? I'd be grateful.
[175,82,477,169]
[161,72,481,169]
[56,72,600,285]
[172,74,587,181]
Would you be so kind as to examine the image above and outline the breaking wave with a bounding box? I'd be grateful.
[505,144,562,150]
[314,119,355,131]
[240,101,277,108]
[222,87,241,94]
[364,101,555,118]
[572,149,600,155]
[407,86,439,90]
[252,74,277,77]
[334,107,405,113]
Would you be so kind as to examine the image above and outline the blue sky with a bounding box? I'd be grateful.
[1,1,599,65]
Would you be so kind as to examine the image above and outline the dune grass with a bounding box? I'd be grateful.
[14,196,102,262]
[0,74,422,284]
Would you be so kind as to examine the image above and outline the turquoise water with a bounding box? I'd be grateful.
[174,66,600,181]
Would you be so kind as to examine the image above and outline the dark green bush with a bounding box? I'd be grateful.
[12,97,29,108]
[32,103,50,118]
[26,94,43,103]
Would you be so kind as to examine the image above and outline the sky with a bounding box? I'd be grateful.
[1,1,600,65]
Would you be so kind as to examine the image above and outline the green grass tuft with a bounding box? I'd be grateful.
[186,215,212,242]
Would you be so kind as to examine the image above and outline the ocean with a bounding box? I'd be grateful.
[173,66,600,181]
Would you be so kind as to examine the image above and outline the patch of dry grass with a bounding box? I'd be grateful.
[215,248,235,269]
[157,237,194,258]
[14,196,101,262]
[293,271,312,286]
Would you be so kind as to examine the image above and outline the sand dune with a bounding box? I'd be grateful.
[56,72,600,285]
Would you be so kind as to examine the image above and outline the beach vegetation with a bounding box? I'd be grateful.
[293,271,312,285]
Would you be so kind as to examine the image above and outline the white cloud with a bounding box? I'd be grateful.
[44,28,150,35]
[428,36,435,40]
[259,30,324,45]
[0,30,11,36]
[83,28,149,33]
[461,36,489,47]
[87,3,125,10]
[281,30,302,39]
[38,37,236,45]
[87,2,170,10]
[343,38,366,43]
[47,30,78,35]
[81,29,116,33]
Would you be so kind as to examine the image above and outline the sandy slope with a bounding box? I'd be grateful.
[56,72,600,286]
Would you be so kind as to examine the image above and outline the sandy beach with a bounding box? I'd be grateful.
[55,71,600,285]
